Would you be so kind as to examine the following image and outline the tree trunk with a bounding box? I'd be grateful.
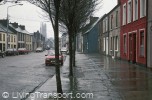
[54,0,63,94]
[68,31,73,76]
[72,34,76,67]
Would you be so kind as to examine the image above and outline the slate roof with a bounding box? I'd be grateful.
[9,24,30,34]
[0,23,13,34]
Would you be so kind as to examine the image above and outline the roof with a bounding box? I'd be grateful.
[83,17,99,35]
[0,23,13,34]
[9,24,30,34]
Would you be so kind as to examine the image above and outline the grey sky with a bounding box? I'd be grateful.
[0,0,117,38]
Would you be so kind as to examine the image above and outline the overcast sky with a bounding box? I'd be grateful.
[0,0,117,38]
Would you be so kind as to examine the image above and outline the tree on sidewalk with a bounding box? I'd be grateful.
[26,0,63,94]
[59,0,101,76]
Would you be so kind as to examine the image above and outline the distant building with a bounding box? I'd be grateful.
[40,22,47,41]
[31,31,45,51]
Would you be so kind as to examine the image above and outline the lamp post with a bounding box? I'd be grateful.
[6,4,23,49]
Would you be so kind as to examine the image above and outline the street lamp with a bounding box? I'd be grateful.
[6,4,23,49]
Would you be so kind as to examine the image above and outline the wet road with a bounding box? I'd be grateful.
[0,51,55,100]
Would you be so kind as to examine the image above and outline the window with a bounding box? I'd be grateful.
[124,35,127,54]
[111,37,113,50]
[14,36,16,42]
[140,0,146,18]
[116,11,118,27]
[115,36,118,50]
[3,34,5,41]
[0,33,2,41]
[123,3,127,25]
[133,0,138,21]
[103,38,105,51]
[8,35,10,42]
[111,15,113,29]
[128,0,132,23]
[106,17,108,31]
[11,35,13,42]
[140,31,144,56]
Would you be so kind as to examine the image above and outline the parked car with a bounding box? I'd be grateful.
[36,47,43,52]
[60,47,67,54]
[0,50,5,58]
[18,48,29,54]
[45,50,63,66]
[6,48,19,56]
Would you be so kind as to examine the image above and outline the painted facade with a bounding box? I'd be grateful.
[120,0,147,65]
[108,5,121,59]
[83,20,99,53]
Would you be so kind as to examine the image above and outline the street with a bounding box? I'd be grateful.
[0,51,55,100]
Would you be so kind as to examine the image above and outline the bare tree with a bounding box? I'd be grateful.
[59,0,101,76]
[25,0,63,93]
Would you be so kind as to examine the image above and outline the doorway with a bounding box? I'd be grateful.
[129,33,136,63]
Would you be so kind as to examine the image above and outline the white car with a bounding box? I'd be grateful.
[36,47,43,52]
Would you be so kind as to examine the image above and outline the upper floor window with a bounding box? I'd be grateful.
[116,11,118,27]
[3,34,5,41]
[133,0,138,21]
[105,17,108,31]
[123,3,127,25]
[140,0,146,18]
[110,15,113,29]
[128,0,132,23]
[0,33,2,41]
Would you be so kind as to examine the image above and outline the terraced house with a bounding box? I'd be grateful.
[9,22,32,51]
[0,23,7,52]
[120,0,147,66]
[108,4,121,59]
[0,20,17,50]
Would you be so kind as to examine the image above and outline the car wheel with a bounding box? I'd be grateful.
[45,63,48,66]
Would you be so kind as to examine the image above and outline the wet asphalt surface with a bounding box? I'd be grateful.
[67,53,152,100]
[0,51,55,100]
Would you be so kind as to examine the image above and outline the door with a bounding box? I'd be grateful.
[129,34,136,63]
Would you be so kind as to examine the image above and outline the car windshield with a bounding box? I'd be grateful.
[47,50,62,56]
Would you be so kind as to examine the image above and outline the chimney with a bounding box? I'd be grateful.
[20,25,25,30]
[12,22,18,28]
[90,16,98,24]
[117,0,121,4]
[0,19,8,26]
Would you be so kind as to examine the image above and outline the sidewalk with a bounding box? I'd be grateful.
[27,53,152,100]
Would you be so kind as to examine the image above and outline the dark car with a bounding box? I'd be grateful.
[0,50,5,58]
[6,48,19,56]
[45,50,63,66]
[18,48,29,54]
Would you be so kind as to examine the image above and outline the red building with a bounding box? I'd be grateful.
[120,0,147,65]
